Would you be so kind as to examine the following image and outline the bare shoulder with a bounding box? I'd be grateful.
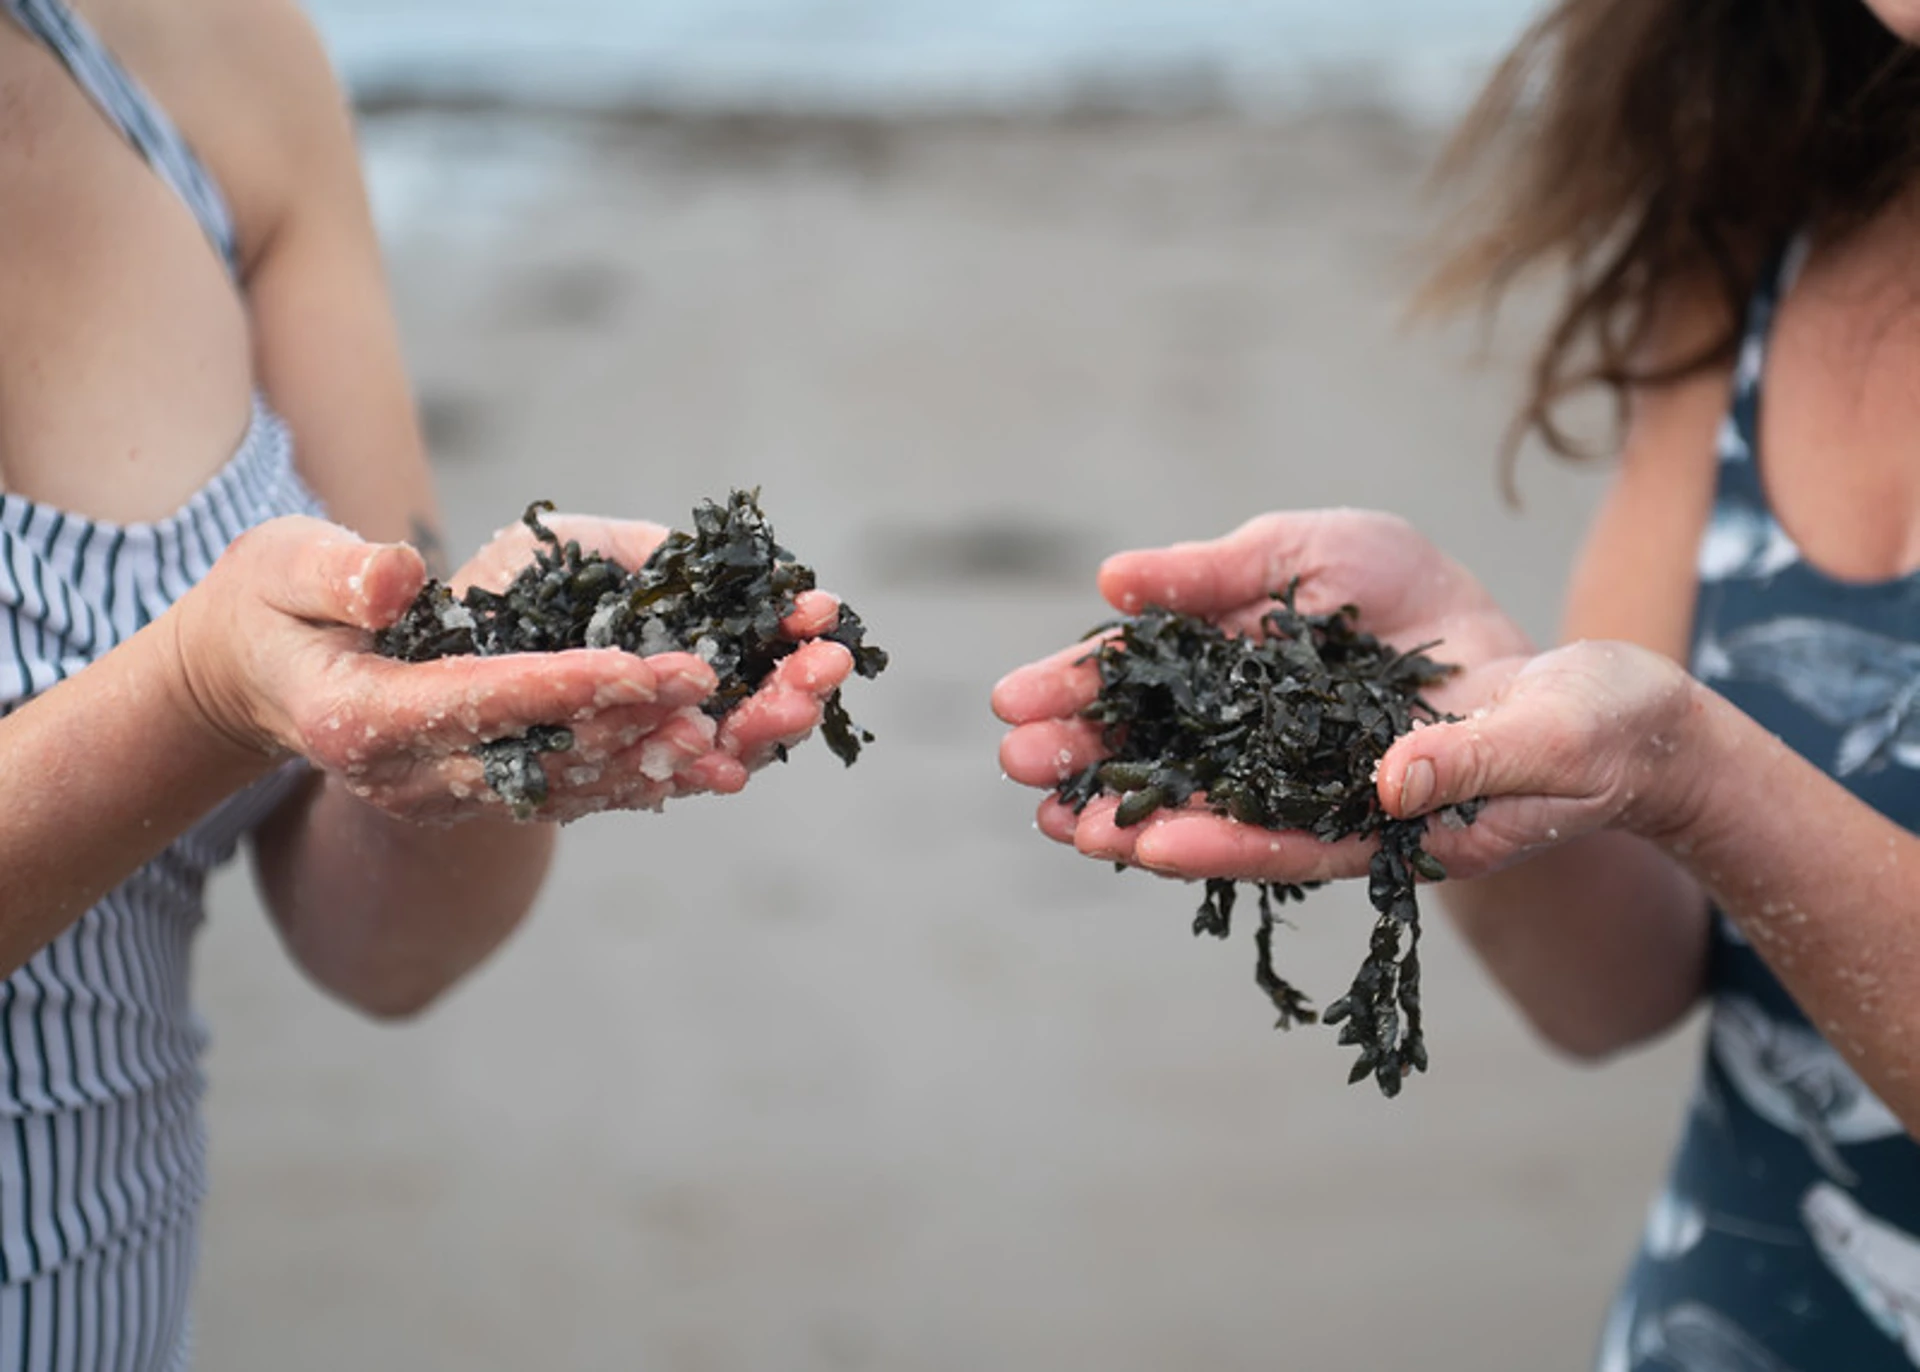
[1559,280,1737,659]
[81,0,357,271]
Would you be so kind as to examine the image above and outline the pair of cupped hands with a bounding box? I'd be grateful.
[178,507,1705,879]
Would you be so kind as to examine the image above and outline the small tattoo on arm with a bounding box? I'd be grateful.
[410,516,451,579]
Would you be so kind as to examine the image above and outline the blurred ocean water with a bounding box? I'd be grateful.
[306,0,1544,121]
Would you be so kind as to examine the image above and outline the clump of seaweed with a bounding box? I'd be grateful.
[1055,587,1478,1097]
[378,490,888,816]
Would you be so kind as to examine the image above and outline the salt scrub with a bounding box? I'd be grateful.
[1054,586,1483,1098]
[374,491,889,816]
[636,741,679,784]
[584,600,622,650]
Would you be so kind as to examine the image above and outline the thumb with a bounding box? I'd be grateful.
[1096,512,1306,618]
[1374,638,1669,823]
[1376,692,1594,822]
[1377,720,1495,822]
[248,518,427,631]
[332,541,430,630]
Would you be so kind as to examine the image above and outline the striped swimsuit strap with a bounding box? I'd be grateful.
[1,0,239,271]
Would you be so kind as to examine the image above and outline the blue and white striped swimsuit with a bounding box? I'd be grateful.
[0,1,325,1364]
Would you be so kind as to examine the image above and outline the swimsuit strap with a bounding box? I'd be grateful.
[3,0,240,272]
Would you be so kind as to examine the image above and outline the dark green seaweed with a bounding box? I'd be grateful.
[1056,586,1478,1097]
[378,490,887,816]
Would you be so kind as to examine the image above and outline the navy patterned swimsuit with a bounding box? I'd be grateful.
[1598,239,1920,1371]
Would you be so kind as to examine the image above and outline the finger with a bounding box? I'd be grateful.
[551,679,724,760]
[1375,652,1615,822]
[1378,726,1486,822]
[1096,512,1308,618]
[783,589,841,639]
[674,751,750,795]
[990,638,1106,724]
[616,706,721,785]
[765,639,856,697]
[635,652,722,711]
[252,519,428,631]
[1130,812,1374,884]
[561,706,670,763]
[546,514,673,571]
[1037,795,1082,845]
[456,514,674,594]
[999,720,1107,788]
[718,643,856,758]
[724,699,823,765]
[390,707,721,817]
[1410,791,1611,882]
[337,650,675,757]
[1072,795,1143,864]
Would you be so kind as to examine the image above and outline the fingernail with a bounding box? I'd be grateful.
[1400,758,1436,815]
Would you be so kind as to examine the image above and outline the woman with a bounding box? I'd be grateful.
[0,0,850,1361]
[997,1,1920,1366]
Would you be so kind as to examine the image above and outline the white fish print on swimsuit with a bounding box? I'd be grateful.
[1646,1188,1709,1262]
[1597,1296,1799,1372]
[1694,619,1920,776]
[1803,1184,1920,1366]
[1697,502,1801,583]
[1593,1188,1806,1371]
[1709,998,1905,1186]
[1597,1293,1639,1372]
[1642,1182,1804,1264]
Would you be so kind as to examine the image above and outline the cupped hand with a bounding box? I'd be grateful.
[1120,640,1704,887]
[991,509,1543,877]
[172,514,852,824]
[457,510,856,796]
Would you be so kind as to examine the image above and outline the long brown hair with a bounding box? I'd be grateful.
[1426,0,1920,475]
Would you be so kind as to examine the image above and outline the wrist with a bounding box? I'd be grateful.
[156,596,284,779]
[1618,667,1732,848]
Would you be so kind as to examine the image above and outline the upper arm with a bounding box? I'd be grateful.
[243,9,440,558]
[138,0,444,562]
[1558,289,1734,661]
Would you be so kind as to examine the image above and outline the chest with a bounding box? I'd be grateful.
[1758,256,1920,586]
[0,14,253,523]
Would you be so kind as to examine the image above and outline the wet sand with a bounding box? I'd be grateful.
[193,108,1698,1371]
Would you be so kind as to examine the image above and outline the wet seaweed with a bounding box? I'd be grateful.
[378,490,887,816]
[1055,586,1479,1097]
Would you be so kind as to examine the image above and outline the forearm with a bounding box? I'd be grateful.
[0,613,275,973]
[1652,682,1920,1132]
[1439,831,1711,1058]
[253,775,556,1018]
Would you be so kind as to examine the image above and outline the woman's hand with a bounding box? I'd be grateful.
[993,510,1703,884]
[455,512,857,794]
[170,514,853,824]
[1129,639,1709,886]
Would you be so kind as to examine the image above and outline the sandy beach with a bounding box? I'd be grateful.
[191,107,1699,1371]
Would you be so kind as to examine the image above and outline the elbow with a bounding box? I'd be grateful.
[348,982,449,1023]
[274,913,480,1023]
[1536,1021,1638,1066]
[300,955,464,1023]
[1518,996,1698,1065]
